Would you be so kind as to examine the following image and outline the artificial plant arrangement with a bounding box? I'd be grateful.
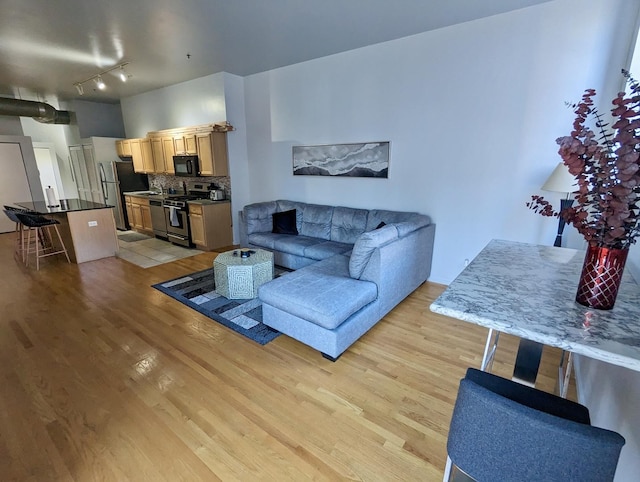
[528,70,640,250]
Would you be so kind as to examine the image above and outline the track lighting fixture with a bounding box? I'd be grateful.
[73,62,131,95]
[95,75,106,90]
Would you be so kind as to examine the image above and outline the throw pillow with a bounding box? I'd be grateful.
[272,209,298,235]
[349,225,398,279]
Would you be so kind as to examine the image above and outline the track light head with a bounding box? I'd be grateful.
[95,75,106,90]
[75,83,84,95]
[119,65,127,82]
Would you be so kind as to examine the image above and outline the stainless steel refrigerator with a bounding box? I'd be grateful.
[98,160,149,230]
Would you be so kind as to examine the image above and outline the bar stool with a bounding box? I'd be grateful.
[14,212,71,270]
[2,209,27,261]
[444,368,625,482]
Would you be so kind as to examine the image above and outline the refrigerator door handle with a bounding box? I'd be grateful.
[99,164,109,200]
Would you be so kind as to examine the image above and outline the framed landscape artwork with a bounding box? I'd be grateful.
[292,142,389,178]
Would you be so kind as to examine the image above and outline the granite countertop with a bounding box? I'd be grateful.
[122,192,229,205]
[430,239,640,372]
[187,199,229,205]
[16,199,114,214]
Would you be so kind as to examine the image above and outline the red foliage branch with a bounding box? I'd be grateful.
[529,70,640,249]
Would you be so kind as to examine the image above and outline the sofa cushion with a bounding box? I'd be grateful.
[330,206,369,244]
[300,204,333,240]
[273,235,322,257]
[395,218,430,237]
[349,225,398,279]
[248,232,291,250]
[259,269,377,330]
[272,209,298,235]
[304,240,353,261]
[244,201,278,235]
[366,209,428,232]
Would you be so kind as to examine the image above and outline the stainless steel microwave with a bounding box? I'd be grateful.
[173,155,199,177]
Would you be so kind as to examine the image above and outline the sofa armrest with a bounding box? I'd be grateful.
[359,223,435,315]
[239,210,249,247]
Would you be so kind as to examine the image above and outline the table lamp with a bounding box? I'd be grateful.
[541,162,577,247]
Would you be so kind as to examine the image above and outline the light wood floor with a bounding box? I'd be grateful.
[0,232,575,481]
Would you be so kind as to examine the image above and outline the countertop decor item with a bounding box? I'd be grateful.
[540,162,577,247]
[528,70,640,309]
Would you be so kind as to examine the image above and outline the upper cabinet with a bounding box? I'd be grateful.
[118,122,232,176]
[148,123,231,176]
[115,139,132,158]
[129,138,154,174]
[174,133,197,155]
[196,131,228,176]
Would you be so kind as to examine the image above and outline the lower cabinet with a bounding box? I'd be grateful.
[188,202,232,250]
[124,195,153,234]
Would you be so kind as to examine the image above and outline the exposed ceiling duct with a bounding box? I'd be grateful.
[0,97,71,124]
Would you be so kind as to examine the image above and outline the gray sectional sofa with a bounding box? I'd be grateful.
[239,200,435,360]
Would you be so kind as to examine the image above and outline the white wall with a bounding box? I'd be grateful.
[575,356,640,482]
[120,73,227,137]
[222,73,251,241]
[241,3,640,479]
[117,1,640,477]
[243,0,638,285]
[71,100,126,139]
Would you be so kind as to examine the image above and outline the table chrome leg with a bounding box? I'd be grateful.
[481,328,500,372]
[557,350,573,398]
[512,339,543,387]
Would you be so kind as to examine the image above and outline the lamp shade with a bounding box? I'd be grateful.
[541,162,577,194]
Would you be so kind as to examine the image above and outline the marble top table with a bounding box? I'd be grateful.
[430,239,640,373]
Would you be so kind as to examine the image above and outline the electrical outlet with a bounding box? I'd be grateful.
[88,221,98,227]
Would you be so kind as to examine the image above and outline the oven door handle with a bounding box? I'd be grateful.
[167,233,188,241]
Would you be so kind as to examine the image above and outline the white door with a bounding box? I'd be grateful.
[33,144,63,202]
[69,146,90,201]
[0,142,33,233]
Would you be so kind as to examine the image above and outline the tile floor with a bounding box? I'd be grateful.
[116,231,201,268]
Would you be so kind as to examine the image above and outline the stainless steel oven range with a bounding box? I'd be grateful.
[164,196,193,247]
[162,181,220,247]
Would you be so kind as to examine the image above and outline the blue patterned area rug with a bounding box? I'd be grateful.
[152,267,281,345]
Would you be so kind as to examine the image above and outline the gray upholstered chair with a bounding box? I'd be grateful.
[445,368,625,482]
[3,208,28,261]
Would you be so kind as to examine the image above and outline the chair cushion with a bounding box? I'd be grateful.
[464,368,590,424]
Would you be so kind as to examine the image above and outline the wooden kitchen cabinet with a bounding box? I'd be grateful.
[188,202,232,250]
[150,137,166,173]
[148,135,177,174]
[130,138,154,173]
[145,123,232,175]
[162,137,176,174]
[173,133,197,155]
[196,132,229,176]
[125,195,153,234]
[116,139,132,158]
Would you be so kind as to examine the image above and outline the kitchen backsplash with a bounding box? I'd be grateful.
[148,174,231,197]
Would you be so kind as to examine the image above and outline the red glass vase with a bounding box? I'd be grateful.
[575,244,629,310]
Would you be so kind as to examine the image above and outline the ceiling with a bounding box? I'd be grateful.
[0,0,551,104]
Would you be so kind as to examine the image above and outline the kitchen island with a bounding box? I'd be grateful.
[16,199,119,264]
